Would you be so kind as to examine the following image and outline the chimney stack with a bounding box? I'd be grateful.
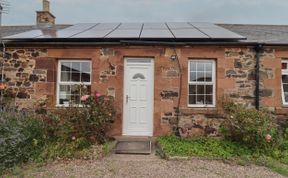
[36,0,55,26]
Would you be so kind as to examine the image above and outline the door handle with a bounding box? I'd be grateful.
[126,95,131,103]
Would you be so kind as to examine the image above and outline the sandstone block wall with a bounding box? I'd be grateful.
[0,46,287,137]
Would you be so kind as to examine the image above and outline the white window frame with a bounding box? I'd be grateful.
[282,60,288,106]
[56,60,92,107]
[188,60,216,108]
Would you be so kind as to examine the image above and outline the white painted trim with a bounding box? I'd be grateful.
[281,60,288,105]
[123,57,154,136]
[187,59,216,108]
[57,60,92,106]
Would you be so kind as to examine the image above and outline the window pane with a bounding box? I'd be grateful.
[197,72,205,81]
[190,72,197,82]
[197,85,205,94]
[61,62,71,72]
[282,75,288,83]
[190,62,197,71]
[197,63,205,71]
[59,95,71,105]
[189,95,196,105]
[205,95,213,105]
[82,62,91,73]
[72,62,81,72]
[196,95,205,105]
[206,85,213,95]
[282,63,287,70]
[71,72,81,82]
[81,73,91,82]
[189,85,196,95]
[61,72,70,81]
[205,72,212,82]
[284,84,288,92]
[71,85,80,95]
[60,85,70,94]
[205,63,213,72]
[71,95,80,104]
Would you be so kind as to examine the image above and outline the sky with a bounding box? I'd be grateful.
[2,0,288,25]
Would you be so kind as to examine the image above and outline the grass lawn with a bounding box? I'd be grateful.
[157,135,288,177]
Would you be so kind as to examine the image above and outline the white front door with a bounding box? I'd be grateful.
[123,58,154,136]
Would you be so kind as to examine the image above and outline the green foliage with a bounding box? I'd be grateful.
[0,110,45,174]
[220,102,280,152]
[43,94,116,144]
[157,135,252,159]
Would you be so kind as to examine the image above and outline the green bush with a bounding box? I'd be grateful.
[220,102,280,152]
[42,93,116,144]
[157,135,252,159]
[0,110,45,173]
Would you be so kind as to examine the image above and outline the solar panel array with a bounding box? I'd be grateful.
[5,22,246,40]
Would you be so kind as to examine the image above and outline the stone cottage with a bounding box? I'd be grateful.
[0,0,288,137]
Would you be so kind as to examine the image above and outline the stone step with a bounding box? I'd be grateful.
[115,140,152,155]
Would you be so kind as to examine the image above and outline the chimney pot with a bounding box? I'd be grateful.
[43,0,50,11]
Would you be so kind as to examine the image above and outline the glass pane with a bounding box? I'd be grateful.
[61,72,70,81]
[190,62,197,71]
[205,63,213,72]
[189,95,196,105]
[81,73,91,82]
[197,85,205,94]
[282,75,288,83]
[71,72,81,82]
[284,84,288,92]
[205,72,212,82]
[59,95,71,105]
[196,95,205,105]
[61,62,71,72]
[190,72,197,82]
[60,85,70,93]
[82,62,91,73]
[72,62,81,72]
[197,72,205,81]
[206,85,213,95]
[189,85,196,95]
[197,63,205,71]
[71,85,80,95]
[282,63,287,70]
[205,95,213,105]
[71,95,80,104]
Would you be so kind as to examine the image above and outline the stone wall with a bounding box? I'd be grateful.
[0,46,287,137]
[0,48,48,108]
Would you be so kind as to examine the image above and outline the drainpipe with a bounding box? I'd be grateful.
[0,41,5,109]
[255,44,262,110]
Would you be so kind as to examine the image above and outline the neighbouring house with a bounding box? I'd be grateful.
[0,0,288,137]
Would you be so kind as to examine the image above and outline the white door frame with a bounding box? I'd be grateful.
[122,58,154,136]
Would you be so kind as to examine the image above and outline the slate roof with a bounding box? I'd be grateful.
[1,23,288,44]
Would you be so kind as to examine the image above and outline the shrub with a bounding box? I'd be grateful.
[221,101,280,152]
[42,92,116,144]
[0,110,45,173]
[157,135,252,159]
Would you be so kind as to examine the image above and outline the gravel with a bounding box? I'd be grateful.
[15,154,284,178]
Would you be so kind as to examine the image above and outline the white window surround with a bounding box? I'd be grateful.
[57,60,92,107]
[188,60,216,108]
[282,60,288,106]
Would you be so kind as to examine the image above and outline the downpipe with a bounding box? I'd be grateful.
[255,44,263,110]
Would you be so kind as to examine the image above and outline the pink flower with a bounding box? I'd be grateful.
[265,134,272,143]
[71,136,76,141]
[81,95,90,101]
[95,92,102,98]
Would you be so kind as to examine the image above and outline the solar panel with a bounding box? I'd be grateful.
[4,22,246,40]
[6,30,43,39]
[166,22,209,39]
[106,23,142,38]
[72,23,120,38]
